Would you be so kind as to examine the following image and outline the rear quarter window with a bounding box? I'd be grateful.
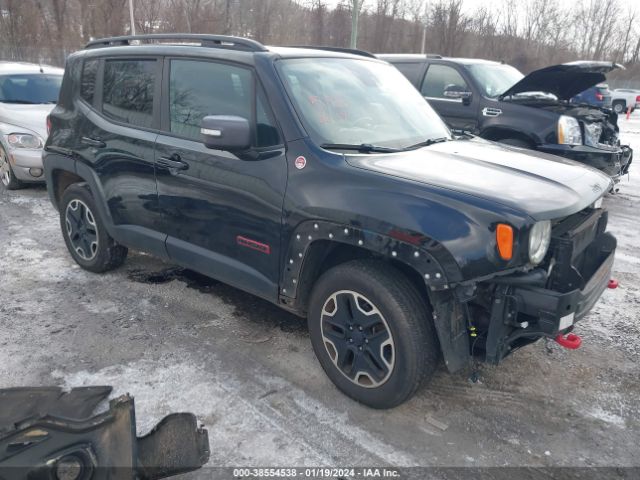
[80,59,98,104]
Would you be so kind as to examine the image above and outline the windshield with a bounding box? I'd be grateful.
[0,74,62,104]
[465,64,524,98]
[277,58,450,149]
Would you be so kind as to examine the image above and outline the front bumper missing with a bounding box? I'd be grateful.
[0,387,210,479]
[538,143,632,182]
[483,209,616,364]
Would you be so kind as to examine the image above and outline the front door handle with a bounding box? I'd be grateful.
[81,136,106,148]
[157,154,188,171]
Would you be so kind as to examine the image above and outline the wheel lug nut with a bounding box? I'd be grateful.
[365,339,369,344]
[348,338,353,343]
[349,326,353,330]
[358,326,363,331]
[358,346,363,351]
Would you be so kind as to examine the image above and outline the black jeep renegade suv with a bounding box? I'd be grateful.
[44,34,616,408]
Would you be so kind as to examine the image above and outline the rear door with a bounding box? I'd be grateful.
[154,57,287,300]
[420,63,479,132]
[76,56,165,256]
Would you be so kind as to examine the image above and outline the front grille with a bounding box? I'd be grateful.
[546,208,607,293]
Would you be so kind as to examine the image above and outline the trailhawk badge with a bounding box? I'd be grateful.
[295,156,307,169]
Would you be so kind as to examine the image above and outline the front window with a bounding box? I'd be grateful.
[465,63,524,98]
[277,58,450,149]
[0,74,62,104]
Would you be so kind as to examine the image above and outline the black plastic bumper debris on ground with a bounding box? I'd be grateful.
[0,386,210,479]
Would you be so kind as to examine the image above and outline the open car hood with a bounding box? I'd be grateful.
[500,61,623,101]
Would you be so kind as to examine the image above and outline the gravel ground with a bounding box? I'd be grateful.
[1,117,639,473]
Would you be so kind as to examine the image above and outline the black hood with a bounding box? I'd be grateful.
[500,61,623,101]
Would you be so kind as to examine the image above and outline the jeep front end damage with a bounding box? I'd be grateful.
[0,387,210,479]
[437,207,616,370]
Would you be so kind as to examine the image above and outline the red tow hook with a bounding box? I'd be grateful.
[608,279,619,289]
[555,333,582,350]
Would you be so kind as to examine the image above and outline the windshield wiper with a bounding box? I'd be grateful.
[321,143,401,153]
[401,137,449,151]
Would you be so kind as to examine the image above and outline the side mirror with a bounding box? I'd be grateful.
[444,84,472,105]
[201,115,251,151]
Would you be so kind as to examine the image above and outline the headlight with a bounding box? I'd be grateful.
[7,133,43,149]
[528,220,551,265]
[557,116,582,145]
[583,122,602,147]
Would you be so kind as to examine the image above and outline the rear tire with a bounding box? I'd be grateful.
[308,259,439,409]
[59,183,128,273]
[0,144,24,190]
[612,101,625,114]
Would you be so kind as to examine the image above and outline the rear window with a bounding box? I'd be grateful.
[80,59,98,104]
[102,59,156,128]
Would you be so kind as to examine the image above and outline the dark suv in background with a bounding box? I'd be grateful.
[380,55,632,184]
[45,35,616,408]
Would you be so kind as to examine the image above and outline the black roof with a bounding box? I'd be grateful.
[80,34,381,64]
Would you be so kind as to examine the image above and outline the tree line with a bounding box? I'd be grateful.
[1,0,639,86]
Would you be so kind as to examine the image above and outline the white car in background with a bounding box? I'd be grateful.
[0,61,63,189]
[611,88,640,114]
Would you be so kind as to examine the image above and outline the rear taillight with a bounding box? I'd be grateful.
[635,95,640,102]
[46,115,52,136]
[595,92,604,101]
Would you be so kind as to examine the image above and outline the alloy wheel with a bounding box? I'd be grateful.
[320,290,395,388]
[0,147,10,187]
[65,199,99,261]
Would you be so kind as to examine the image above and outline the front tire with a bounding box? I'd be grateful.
[59,183,128,273]
[308,260,439,409]
[0,144,24,190]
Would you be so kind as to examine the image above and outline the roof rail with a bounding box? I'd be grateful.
[85,34,268,52]
[290,46,376,59]
[425,54,443,59]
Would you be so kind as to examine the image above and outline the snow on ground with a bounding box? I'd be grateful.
[0,115,639,472]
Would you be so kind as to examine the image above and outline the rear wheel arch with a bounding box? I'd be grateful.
[51,168,85,206]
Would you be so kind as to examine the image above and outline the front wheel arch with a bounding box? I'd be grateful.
[280,221,460,315]
[481,127,537,148]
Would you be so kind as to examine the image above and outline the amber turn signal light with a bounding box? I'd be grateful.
[496,224,513,260]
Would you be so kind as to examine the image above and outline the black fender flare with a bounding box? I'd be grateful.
[43,152,169,260]
[280,220,463,301]
[44,152,117,231]
[282,220,470,372]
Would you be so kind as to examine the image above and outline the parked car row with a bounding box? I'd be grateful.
[1,36,621,408]
[380,55,633,183]
[0,62,63,189]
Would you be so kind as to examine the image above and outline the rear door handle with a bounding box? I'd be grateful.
[157,154,188,171]
[81,136,106,148]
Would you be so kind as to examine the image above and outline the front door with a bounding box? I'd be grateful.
[154,58,286,300]
[420,63,479,132]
